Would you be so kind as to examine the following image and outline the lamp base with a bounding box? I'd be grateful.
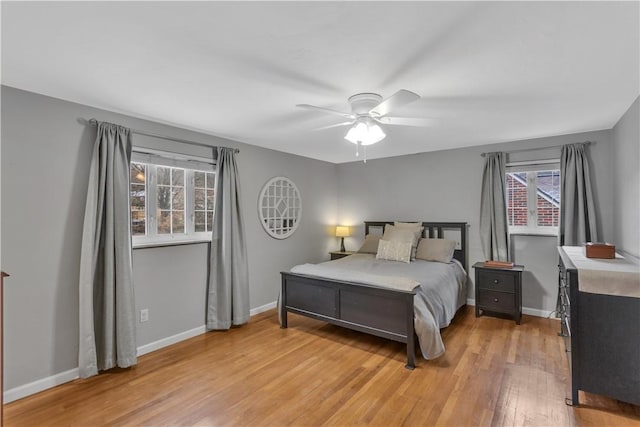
[340,237,346,253]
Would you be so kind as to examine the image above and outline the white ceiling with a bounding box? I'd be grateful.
[2,2,638,164]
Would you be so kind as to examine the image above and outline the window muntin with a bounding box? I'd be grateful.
[506,167,560,235]
[194,171,215,233]
[130,162,147,236]
[157,167,185,235]
[130,160,215,246]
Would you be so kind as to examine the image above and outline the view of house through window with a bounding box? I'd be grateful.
[130,160,215,244]
[506,167,560,234]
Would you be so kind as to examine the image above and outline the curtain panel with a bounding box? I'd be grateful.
[559,143,598,245]
[479,152,510,261]
[78,121,137,378]
[207,147,250,329]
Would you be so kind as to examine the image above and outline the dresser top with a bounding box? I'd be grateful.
[559,246,640,298]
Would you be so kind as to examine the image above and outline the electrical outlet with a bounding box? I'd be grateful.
[140,309,149,323]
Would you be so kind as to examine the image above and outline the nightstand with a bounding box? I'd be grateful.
[473,262,524,324]
[329,251,355,260]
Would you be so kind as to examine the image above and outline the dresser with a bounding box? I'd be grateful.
[558,246,640,406]
[473,262,524,324]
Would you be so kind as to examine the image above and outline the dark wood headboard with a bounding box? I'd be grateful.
[364,221,468,271]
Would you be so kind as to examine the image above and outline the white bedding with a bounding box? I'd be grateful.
[286,253,467,359]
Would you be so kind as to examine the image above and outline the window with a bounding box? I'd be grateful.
[129,151,215,246]
[506,163,560,235]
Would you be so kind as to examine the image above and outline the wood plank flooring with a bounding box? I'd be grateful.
[5,306,640,426]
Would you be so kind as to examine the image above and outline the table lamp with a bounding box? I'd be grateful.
[335,226,350,252]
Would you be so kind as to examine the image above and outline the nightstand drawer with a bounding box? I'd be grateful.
[477,270,516,293]
[477,290,515,313]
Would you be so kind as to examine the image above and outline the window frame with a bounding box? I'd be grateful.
[505,160,560,237]
[130,150,216,248]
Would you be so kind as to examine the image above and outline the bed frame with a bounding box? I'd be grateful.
[280,221,468,369]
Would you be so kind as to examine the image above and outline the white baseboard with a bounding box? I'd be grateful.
[250,300,277,316]
[466,298,556,319]
[4,303,278,403]
[4,367,79,404]
[137,325,207,357]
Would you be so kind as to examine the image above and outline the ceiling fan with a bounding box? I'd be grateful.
[296,90,430,151]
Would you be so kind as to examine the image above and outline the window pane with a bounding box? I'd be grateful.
[195,211,206,232]
[207,189,214,210]
[207,211,214,232]
[194,171,205,188]
[173,211,184,233]
[131,163,146,184]
[536,170,560,227]
[206,172,215,188]
[131,210,145,235]
[195,188,205,210]
[157,167,171,185]
[131,195,145,209]
[506,173,528,226]
[130,163,147,236]
[158,211,171,234]
[158,186,171,210]
[172,188,184,210]
[172,169,184,186]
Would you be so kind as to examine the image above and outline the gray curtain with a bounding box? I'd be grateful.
[559,143,598,245]
[207,147,249,329]
[479,152,510,261]
[78,121,137,378]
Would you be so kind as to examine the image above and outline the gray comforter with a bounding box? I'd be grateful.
[288,254,467,359]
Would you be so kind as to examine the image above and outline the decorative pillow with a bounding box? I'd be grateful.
[383,224,422,260]
[376,239,412,263]
[415,238,456,263]
[357,234,381,254]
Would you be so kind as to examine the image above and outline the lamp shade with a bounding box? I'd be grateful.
[344,118,386,146]
[335,226,350,237]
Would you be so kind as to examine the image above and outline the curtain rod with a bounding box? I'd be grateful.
[480,141,592,157]
[85,118,240,154]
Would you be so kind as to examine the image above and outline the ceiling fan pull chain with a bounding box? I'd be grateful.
[356,141,360,157]
[364,145,367,163]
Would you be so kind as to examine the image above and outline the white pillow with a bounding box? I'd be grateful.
[376,239,412,263]
[383,224,422,260]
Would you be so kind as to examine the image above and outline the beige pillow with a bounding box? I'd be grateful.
[376,239,412,263]
[383,224,422,260]
[415,238,456,263]
[357,234,381,254]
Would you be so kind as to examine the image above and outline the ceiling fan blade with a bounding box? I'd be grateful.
[370,90,420,117]
[296,104,355,119]
[375,116,435,127]
[312,121,354,131]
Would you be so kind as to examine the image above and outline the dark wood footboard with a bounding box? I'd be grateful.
[280,272,417,369]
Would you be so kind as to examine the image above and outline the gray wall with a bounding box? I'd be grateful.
[1,86,337,390]
[612,96,640,257]
[0,84,627,395]
[336,129,614,314]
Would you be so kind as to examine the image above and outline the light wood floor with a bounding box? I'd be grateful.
[5,306,640,426]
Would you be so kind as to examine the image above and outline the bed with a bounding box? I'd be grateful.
[280,221,468,369]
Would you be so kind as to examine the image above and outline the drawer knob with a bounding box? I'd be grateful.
[493,297,499,302]
[493,279,499,284]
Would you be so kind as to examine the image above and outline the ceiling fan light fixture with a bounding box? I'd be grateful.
[344,118,386,146]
